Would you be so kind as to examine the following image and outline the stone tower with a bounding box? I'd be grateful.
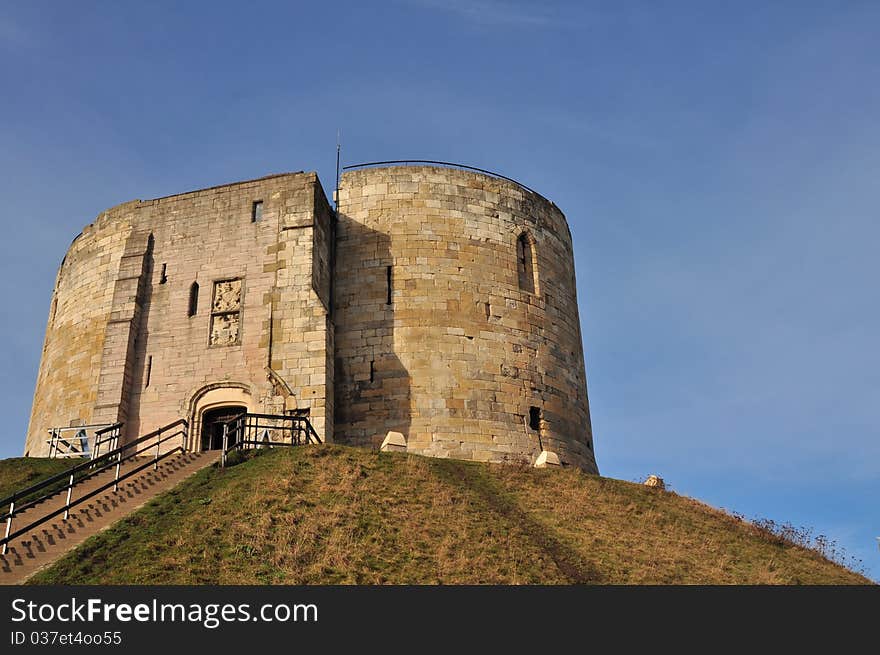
[25,164,597,473]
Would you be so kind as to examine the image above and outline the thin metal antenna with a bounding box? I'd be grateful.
[334,130,341,212]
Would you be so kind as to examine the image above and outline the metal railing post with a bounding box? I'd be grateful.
[221,424,229,468]
[2,500,14,555]
[0,419,185,553]
[154,429,161,471]
[113,450,121,492]
[63,473,74,521]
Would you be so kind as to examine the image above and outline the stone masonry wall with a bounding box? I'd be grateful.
[26,173,334,454]
[25,203,138,456]
[335,166,596,472]
[26,165,596,473]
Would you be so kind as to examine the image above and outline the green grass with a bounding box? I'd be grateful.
[26,446,871,584]
[0,457,79,504]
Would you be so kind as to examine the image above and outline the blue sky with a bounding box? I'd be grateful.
[1,1,877,580]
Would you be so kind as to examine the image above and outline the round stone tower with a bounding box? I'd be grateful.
[334,165,597,472]
[24,164,597,474]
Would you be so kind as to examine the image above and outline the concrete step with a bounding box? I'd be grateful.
[0,451,220,584]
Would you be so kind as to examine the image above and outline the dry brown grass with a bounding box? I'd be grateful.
[29,446,872,585]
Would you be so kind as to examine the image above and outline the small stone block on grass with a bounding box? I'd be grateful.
[380,431,407,453]
[534,450,561,468]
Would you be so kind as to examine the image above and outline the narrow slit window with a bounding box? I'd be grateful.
[529,406,541,431]
[252,200,263,222]
[485,301,491,320]
[370,360,375,383]
[159,263,168,284]
[517,232,537,294]
[386,265,393,305]
[188,282,199,317]
[145,355,153,388]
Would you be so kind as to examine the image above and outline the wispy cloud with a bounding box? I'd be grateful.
[405,0,558,28]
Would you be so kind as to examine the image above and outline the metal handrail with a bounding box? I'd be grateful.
[219,412,322,439]
[92,423,121,460]
[219,412,322,468]
[47,426,94,459]
[46,436,86,459]
[5,422,123,512]
[342,160,541,196]
[0,421,172,510]
[1,419,188,554]
[46,423,116,459]
[1,449,185,553]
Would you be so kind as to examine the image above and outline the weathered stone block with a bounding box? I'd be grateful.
[379,431,407,453]
[534,450,562,468]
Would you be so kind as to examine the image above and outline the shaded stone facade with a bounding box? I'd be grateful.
[25,165,597,473]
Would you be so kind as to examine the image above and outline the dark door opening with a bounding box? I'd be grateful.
[200,405,246,451]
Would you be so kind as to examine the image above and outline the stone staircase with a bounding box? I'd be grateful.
[0,451,219,584]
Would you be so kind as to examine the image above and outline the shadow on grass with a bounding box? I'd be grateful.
[431,459,603,584]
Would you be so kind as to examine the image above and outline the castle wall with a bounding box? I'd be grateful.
[334,166,596,472]
[25,203,138,456]
[26,173,334,454]
[26,164,595,472]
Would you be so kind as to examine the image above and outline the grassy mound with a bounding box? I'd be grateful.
[26,446,870,584]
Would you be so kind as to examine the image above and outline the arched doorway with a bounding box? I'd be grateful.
[200,405,246,451]
[186,383,255,452]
